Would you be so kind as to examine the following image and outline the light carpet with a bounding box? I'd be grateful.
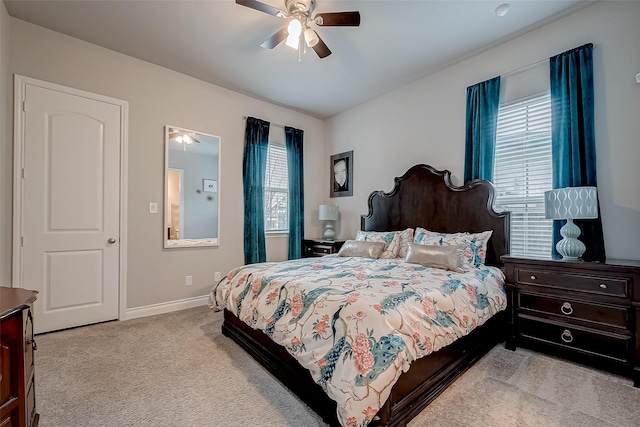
[34,306,640,427]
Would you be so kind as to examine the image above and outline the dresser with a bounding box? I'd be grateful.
[302,239,345,258]
[502,256,640,386]
[0,287,39,427]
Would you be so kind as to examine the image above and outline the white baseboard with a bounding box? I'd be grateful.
[123,295,209,320]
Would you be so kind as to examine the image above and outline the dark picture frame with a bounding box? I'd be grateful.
[330,150,353,198]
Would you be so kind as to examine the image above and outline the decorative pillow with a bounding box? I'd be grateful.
[404,242,465,272]
[413,227,493,271]
[355,230,401,259]
[338,240,385,259]
[397,228,415,258]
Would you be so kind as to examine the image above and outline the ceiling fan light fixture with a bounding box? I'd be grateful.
[304,27,319,47]
[285,18,302,49]
[495,3,511,17]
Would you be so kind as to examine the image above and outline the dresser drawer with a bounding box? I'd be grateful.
[516,268,629,298]
[519,317,631,362]
[518,293,630,330]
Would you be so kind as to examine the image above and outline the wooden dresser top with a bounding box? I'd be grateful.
[0,286,38,319]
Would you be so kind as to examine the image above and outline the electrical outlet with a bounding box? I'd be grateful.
[185,275,193,286]
[149,202,158,214]
[214,272,221,281]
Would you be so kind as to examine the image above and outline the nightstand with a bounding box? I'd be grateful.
[302,239,345,258]
[502,256,640,386]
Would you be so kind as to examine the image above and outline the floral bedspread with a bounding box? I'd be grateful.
[208,256,506,427]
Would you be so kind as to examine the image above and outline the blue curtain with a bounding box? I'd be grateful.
[285,126,304,260]
[550,43,605,261]
[242,117,270,264]
[464,76,501,182]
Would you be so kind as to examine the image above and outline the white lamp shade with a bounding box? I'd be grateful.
[544,187,598,220]
[319,204,339,221]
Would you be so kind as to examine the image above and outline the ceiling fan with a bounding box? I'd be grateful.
[236,0,361,59]
[169,128,200,144]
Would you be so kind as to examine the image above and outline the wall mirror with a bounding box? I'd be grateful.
[164,125,220,248]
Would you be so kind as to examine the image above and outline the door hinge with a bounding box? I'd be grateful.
[22,168,25,179]
[22,101,27,112]
[21,236,24,247]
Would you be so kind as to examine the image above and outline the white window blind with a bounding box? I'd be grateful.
[264,142,289,232]
[493,92,553,258]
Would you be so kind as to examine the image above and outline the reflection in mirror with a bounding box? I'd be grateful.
[164,125,220,248]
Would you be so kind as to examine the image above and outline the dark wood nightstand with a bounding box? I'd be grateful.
[302,239,346,258]
[502,256,640,386]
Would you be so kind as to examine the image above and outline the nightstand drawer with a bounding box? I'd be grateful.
[519,317,631,362]
[516,268,629,298]
[302,239,345,258]
[518,293,630,330]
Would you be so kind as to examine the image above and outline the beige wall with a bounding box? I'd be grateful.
[5,18,326,308]
[0,2,10,285]
[326,1,640,261]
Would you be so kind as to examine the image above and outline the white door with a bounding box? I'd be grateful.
[17,78,125,333]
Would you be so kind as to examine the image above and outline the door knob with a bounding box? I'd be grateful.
[108,238,117,244]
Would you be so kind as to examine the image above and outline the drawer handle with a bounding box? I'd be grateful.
[530,275,537,280]
[560,302,573,315]
[27,338,38,351]
[599,283,607,289]
[561,329,574,343]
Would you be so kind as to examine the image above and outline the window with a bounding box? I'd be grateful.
[264,130,288,232]
[493,92,553,258]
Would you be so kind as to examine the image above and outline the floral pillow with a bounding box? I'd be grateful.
[413,227,493,271]
[355,230,401,259]
[397,228,415,258]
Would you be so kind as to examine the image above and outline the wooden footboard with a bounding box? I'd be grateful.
[223,309,506,427]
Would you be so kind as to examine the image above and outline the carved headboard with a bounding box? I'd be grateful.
[361,164,510,267]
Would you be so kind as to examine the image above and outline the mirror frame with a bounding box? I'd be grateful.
[164,125,221,248]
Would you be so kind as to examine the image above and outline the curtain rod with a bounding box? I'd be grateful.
[242,116,285,129]
[502,44,595,79]
[501,57,549,78]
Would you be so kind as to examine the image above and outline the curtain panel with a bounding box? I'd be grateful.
[242,117,270,264]
[285,127,304,260]
[550,43,605,261]
[463,76,501,183]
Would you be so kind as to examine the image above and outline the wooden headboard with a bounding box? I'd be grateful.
[361,164,510,267]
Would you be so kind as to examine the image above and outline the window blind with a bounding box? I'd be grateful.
[264,143,289,232]
[493,92,553,258]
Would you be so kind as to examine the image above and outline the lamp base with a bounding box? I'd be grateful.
[323,223,335,241]
[556,218,586,260]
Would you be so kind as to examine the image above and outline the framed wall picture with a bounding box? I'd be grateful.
[330,150,353,198]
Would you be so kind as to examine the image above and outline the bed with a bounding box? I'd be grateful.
[209,164,510,427]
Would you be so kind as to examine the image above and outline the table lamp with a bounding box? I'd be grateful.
[318,204,339,241]
[544,186,598,260]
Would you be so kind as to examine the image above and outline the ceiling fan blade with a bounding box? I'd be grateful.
[260,27,288,49]
[235,0,286,18]
[311,35,331,59]
[315,11,360,26]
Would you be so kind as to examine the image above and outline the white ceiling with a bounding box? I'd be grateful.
[4,0,595,119]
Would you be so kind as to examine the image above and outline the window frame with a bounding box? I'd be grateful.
[263,133,289,234]
[493,91,553,259]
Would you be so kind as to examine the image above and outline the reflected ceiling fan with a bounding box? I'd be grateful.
[169,127,200,144]
[236,0,361,59]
